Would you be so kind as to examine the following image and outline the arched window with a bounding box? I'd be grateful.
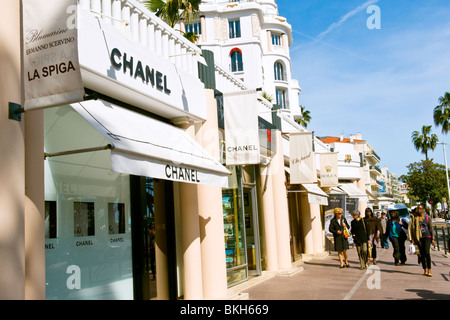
[230,48,243,72]
[274,61,285,81]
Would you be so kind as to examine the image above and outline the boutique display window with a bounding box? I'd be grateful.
[222,166,247,286]
[44,105,133,300]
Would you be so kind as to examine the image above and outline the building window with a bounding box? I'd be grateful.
[44,105,133,300]
[272,33,281,46]
[223,166,247,285]
[230,48,243,72]
[276,89,287,109]
[229,19,241,38]
[274,61,285,81]
[185,22,201,35]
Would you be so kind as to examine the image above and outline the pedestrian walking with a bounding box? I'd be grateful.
[364,208,382,265]
[408,207,421,265]
[380,212,389,249]
[414,204,435,277]
[350,211,369,270]
[329,208,350,268]
[386,210,407,266]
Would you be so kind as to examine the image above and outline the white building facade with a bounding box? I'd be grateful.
[190,0,302,123]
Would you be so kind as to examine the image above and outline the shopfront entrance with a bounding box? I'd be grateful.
[131,177,178,300]
[243,186,261,276]
[43,99,229,299]
[223,166,261,287]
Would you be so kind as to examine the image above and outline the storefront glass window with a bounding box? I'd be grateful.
[44,105,133,300]
[222,166,247,286]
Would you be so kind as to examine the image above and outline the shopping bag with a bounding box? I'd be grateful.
[408,243,415,255]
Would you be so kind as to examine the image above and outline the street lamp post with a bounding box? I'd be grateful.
[438,142,450,214]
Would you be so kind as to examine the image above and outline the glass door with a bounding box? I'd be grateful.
[243,186,261,276]
[223,166,247,286]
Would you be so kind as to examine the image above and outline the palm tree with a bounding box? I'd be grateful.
[295,105,311,128]
[261,91,273,103]
[433,91,450,134]
[411,125,438,160]
[144,0,202,29]
[183,31,199,44]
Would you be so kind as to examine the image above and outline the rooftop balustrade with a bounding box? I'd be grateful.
[79,0,202,77]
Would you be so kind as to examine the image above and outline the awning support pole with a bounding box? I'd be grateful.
[44,144,115,159]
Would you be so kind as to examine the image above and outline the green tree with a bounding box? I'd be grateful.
[433,91,450,134]
[183,31,199,43]
[144,0,202,29]
[400,160,447,206]
[411,125,438,160]
[295,105,311,128]
[262,91,273,103]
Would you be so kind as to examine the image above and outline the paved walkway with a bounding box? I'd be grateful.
[237,243,450,300]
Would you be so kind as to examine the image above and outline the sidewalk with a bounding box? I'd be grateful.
[237,243,450,300]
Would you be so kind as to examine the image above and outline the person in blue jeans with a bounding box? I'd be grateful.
[386,211,407,266]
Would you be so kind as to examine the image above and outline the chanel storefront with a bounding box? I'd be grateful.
[21,0,230,300]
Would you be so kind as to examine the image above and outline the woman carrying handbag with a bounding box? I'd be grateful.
[329,208,350,268]
[414,204,435,277]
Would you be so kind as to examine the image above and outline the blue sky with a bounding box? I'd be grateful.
[276,0,450,177]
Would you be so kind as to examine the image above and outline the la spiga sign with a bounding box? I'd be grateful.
[22,0,84,110]
[110,47,171,96]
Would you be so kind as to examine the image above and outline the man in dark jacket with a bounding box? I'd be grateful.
[351,211,369,270]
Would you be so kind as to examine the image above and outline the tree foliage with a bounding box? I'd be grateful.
[433,91,450,134]
[295,105,311,128]
[144,0,202,28]
[411,125,438,160]
[400,160,448,205]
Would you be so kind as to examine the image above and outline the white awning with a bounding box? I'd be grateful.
[302,183,329,206]
[338,183,368,201]
[70,99,230,187]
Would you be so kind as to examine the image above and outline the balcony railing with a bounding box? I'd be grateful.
[369,165,382,174]
[79,0,201,77]
[365,150,381,162]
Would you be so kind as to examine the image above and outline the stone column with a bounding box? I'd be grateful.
[259,164,278,271]
[310,203,324,254]
[0,0,25,299]
[196,89,227,299]
[177,122,203,299]
[153,180,170,300]
[25,110,45,300]
[300,193,314,255]
[271,131,291,270]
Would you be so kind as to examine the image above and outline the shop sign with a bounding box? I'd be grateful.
[77,7,207,120]
[22,0,84,110]
[110,48,171,96]
[319,152,339,187]
[289,132,315,184]
[164,165,200,183]
[22,1,207,120]
[224,90,260,166]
